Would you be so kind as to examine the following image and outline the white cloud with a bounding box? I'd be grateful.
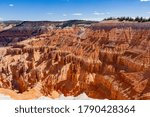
[106,12,110,14]
[93,11,105,15]
[83,17,103,21]
[9,4,14,7]
[0,17,3,21]
[140,0,150,2]
[146,12,150,14]
[63,14,67,17]
[72,13,82,16]
[93,11,110,16]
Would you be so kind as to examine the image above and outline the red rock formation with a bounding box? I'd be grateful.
[0,21,150,100]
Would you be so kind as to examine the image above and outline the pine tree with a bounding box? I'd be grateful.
[103,16,150,22]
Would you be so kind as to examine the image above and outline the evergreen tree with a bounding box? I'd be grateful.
[103,16,150,22]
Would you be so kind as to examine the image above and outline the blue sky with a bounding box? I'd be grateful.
[0,0,150,21]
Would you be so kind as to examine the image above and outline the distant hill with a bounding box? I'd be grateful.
[61,20,98,28]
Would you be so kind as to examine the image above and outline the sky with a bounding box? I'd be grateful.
[0,0,150,21]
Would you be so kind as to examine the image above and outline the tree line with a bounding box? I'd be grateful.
[104,17,150,22]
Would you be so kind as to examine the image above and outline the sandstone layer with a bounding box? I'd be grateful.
[0,21,150,100]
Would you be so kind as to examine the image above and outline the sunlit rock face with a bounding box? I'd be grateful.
[0,21,150,100]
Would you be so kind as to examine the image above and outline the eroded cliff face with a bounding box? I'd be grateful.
[0,21,150,100]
